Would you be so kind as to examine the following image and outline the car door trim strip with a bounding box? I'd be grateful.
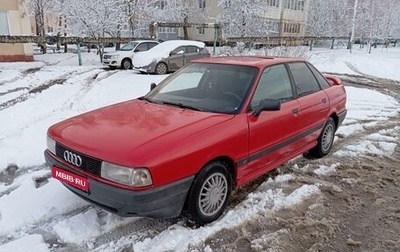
[236,123,324,167]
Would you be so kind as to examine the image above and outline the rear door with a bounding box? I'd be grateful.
[287,62,330,145]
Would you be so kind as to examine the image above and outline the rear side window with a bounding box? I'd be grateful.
[186,46,200,53]
[306,62,331,89]
[250,64,293,108]
[135,43,148,52]
[148,42,158,49]
[171,46,185,54]
[288,62,321,96]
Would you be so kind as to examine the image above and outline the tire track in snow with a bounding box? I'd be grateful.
[59,70,118,112]
[0,68,99,111]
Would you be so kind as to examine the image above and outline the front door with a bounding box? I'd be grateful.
[167,46,185,71]
[242,64,303,180]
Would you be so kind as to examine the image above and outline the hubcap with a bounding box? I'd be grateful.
[321,124,334,152]
[123,61,130,69]
[157,64,167,74]
[199,173,228,217]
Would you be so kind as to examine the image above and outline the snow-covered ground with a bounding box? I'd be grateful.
[0,46,399,251]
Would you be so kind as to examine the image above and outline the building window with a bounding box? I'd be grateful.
[159,27,177,34]
[267,21,280,34]
[197,27,205,35]
[159,1,167,10]
[267,0,279,7]
[199,0,206,9]
[0,11,10,35]
[284,23,301,34]
[285,0,305,11]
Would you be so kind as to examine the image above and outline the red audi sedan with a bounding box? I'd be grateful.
[45,56,347,225]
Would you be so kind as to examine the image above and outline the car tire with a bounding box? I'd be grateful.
[155,62,168,75]
[185,161,232,226]
[121,59,132,70]
[308,117,336,158]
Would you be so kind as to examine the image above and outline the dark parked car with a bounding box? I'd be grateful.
[45,56,347,225]
[134,40,210,74]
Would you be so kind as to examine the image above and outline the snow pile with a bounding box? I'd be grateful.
[0,234,49,252]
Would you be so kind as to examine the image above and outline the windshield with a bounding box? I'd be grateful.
[145,63,257,114]
[120,42,139,51]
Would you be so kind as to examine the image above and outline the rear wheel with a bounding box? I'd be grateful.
[185,161,232,225]
[121,58,132,70]
[155,62,168,74]
[309,117,336,158]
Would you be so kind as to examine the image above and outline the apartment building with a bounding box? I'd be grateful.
[186,0,308,42]
[0,0,33,62]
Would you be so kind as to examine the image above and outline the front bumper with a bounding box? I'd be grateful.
[134,62,156,73]
[102,60,120,67]
[44,150,194,218]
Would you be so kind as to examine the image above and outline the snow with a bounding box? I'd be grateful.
[310,48,400,81]
[0,234,50,252]
[0,46,399,251]
[0,171,88,237]
[53,209,101,244]
[314,163,340,176]
[133,40,206,67]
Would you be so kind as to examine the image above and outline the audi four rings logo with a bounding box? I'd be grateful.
[63,150,83,167]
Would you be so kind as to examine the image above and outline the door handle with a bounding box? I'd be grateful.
[292,108,299,114]
[322,98,327,103]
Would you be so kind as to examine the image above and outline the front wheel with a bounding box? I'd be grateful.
[121,58,132,70]
[155,62,168,74]
[308,117,336,158]
[185,161,232,225]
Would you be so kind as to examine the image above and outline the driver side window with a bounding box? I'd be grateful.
[250,64,293,109]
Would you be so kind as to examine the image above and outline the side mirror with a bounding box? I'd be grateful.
[252,99,281,117]
[150,83,157,91]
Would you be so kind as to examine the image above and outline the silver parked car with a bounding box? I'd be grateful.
[134,40,210,74]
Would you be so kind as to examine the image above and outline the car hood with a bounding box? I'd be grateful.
[48,99,234,166]
[133,51,161,68]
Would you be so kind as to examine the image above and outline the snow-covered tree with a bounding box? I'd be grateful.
[151,0,204,39]
[307,0,400,41]
[216,0,275,37]
[306,0,352,37]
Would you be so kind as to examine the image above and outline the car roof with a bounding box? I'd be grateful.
[132,40,159,43]
[156,40,205,48]
[191,56,305,68]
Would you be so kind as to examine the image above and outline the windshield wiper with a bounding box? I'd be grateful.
[161,101,204,111]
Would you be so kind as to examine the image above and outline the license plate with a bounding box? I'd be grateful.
[52,166,89,192]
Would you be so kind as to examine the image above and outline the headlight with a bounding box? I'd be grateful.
[101,161,153,187]
[111,54,119,59]
[47,135,56,154]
